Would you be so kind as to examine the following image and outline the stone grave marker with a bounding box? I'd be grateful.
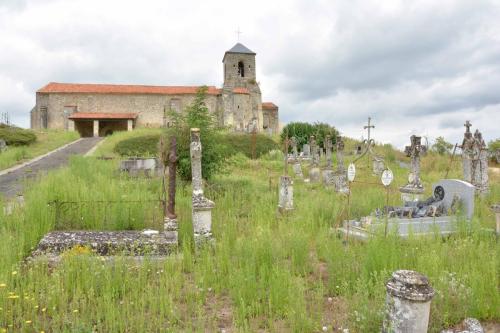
[460,121,489,195]
[278,137,293,212]
[164,135,178,242]
[309,135,321,183]
[400,135,426,202]
[190,128,215,245]
[0,139,6,153]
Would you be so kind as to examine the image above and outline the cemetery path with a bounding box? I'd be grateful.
[0,137,102,198]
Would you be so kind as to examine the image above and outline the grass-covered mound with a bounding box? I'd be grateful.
[113,134,160,156]
[112,131,279,159]
[0,124,37,146]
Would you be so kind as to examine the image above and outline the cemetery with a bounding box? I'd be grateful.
[0,105,498,332]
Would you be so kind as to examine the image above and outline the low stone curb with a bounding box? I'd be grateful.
[0,138,83,177]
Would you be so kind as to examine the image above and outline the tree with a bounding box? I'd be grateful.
[431,136,453,155]
[488,138,500,152]
[165,86,227,181]
[280,122,338,150]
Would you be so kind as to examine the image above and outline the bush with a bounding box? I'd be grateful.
[113,134,161,156]
[280,122,338,149]
[432,136,454,155]
[165,86,227,181]
[221,133,279,158]
[0,125,37,146]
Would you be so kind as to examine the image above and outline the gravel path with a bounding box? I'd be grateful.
[0,137,102,198]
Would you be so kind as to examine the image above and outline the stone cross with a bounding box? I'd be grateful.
[167,136,178,219]
[325,135,333,169]
[464,120,472,134]
[336,136,345,173]
[364,117,375,142]
[405,135,425,188]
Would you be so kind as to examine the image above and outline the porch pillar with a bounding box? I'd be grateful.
[93,120,99,137]
[127,119,133,131]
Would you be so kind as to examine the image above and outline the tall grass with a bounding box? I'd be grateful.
[0,146,498,332]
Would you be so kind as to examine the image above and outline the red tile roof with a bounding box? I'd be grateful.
[262,102,278,110]
[233,87,250,94]
[68,112,138,120]
[37,82,221,95]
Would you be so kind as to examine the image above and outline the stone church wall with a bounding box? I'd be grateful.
[33,92,219,130]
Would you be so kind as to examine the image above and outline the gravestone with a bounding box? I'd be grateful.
[322,135,335,185]
[302,144,311,159]
[400,135,426,202]
[190,128,215,245]
[332,136,349,193]
[0,139,6,153]
[278,137,293,212]
[309,135,321,183]
[120,158,159,177]
[372,156,385,176]
[291,136,299,161]
[460,121,489,195]
[339,179,476,240]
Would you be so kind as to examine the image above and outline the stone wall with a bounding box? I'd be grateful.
[32,92,219,130]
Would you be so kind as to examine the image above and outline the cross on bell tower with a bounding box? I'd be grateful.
[364,117,375,142]
[235,27,242,41]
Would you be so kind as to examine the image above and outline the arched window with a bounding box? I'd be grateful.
[238,61,245,77]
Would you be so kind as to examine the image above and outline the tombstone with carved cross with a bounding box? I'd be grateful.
[400,135,427,202]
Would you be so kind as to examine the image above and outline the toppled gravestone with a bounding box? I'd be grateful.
[32,230,178,257]
[338,179,475,240]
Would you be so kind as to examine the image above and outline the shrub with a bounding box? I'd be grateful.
[280,122,338,149]
[432,136,454,155]
[221,133,279,158]
[0,125,37,146]
[113,134,161,156]
[165,86,227,181]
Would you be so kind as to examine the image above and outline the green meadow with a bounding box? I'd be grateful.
[0,130,498,332]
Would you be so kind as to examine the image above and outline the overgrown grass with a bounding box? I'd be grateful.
[0,130,79,170]
[0,147,498,332]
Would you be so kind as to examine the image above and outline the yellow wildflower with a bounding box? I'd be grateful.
[41,308,46,312]
[7,295,19,299]
[0,283,6,288]
[11,271,17,275]
[73,309,79,313]
[25,320,32,324]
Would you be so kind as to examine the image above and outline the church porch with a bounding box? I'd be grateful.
[69,113,137,137]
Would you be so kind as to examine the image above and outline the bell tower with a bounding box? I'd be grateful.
[222,43,262,132]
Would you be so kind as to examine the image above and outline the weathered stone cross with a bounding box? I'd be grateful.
[464,120,472,133]
[235,27,242,41]
[364,117,375,142]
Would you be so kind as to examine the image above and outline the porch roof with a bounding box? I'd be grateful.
[69,112,138,120]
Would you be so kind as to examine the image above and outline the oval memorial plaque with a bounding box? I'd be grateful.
[381,169,394,186]
[347,163,356,182]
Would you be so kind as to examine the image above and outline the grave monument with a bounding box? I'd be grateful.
[309,135,321,183]
[278,137,294,212]
[400,135,427,202]
[190,128,215,244]
[332,136,349,194]
[460,121,489,195]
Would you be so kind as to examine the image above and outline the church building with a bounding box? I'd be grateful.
[30,43,279,137]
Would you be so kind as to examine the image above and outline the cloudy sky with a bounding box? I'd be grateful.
[1,0,499,148]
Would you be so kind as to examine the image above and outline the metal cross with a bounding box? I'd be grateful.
[363,117,375,142]
[235,27,242,41]
[464,120,472,133]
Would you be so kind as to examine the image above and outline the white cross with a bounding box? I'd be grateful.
[235,27,242,41]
